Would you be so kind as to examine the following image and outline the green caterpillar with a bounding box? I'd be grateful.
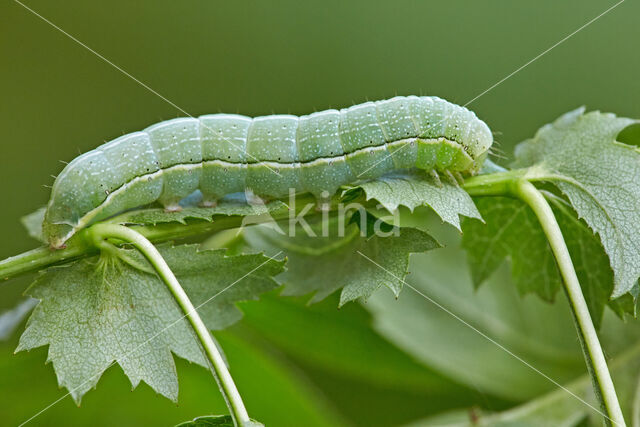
[43,96,493,248]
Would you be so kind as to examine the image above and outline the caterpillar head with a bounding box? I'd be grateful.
[465,118,493,161]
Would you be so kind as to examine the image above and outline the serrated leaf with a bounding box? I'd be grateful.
[244,216,440,306]
[367,221,586,401]
[239,293,465,394]
[343,171,482,230]
[19,194,287,247]
[109,196,288,227]
[176,415,263,427]
[149,246,284,329]
[17,245,284,403]
[461,195,633,328]
[513,108,640,297]
[462,197,558,299]
[617,122,640,147]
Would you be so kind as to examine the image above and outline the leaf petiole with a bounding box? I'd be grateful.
[87,223,251,427]
[462,169,525,197]
[514,179,625,426]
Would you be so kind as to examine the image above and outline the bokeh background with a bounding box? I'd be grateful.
[1,1,639,426]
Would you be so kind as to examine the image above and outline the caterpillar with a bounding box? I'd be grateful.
[43,95,493,248]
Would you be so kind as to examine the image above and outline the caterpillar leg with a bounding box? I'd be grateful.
[200,198,218,208]
[159,195,184,213]
[315,191,332,212]
[443,170,460,188]
[453,171,465,186]
[429,170,443,188]
[163,203,182,213]
[244,188,269,206]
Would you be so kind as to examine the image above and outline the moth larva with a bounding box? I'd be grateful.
[43,96,493,248]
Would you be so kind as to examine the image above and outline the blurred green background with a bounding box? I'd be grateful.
[1,0,639,426]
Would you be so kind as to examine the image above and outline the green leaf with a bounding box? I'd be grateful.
[152,245,285,329]
[176,415,234,427]
[109,197,288,227]
[239,294,465,393]
[407,340,640,426]
[342,171,482,230]
[461,195,632,328]
[243,216,440,306]
[513,108,640,297]
[18,196,287,249]
[0,312,345,426]
[16,245,284,403]
[176,415,263,427]
[212,328,349,426]
[462,196,559,301]
[236,293,508,425]
[366,221,587,401]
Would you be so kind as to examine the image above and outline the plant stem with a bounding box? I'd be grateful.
[0,196,309,281]
[463,169,525,197]
[87,223,251,427]
[514,179,625,426]
[0,244,94,281]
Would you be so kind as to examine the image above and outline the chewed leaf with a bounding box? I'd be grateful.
[514,108,640,297]
[343,171,481,230]
[244,216,440,306]
[16,245,283,403]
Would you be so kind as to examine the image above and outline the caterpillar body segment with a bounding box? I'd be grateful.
[43,96,493,248]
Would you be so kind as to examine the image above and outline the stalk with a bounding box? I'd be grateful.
[462,169,525,197]
[514,179,625,426]
[0,193,321,281]
[88,223,251,427]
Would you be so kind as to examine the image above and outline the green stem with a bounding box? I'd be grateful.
[87,223,251,427]
[0,193,323,281]
[0,244,93,281]
[462,169,525,197]
[514,179,625,426]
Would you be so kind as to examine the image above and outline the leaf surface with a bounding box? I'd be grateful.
[461,195,634,327]
[109,196,288,227]
[513,108,640,296]
[406,339,640,426]
[244,216,439,306]
[17,245,283,403]
[343,171,481,230]
[366,222,586,401]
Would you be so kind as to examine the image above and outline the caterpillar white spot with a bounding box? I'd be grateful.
[43,96,493,248]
